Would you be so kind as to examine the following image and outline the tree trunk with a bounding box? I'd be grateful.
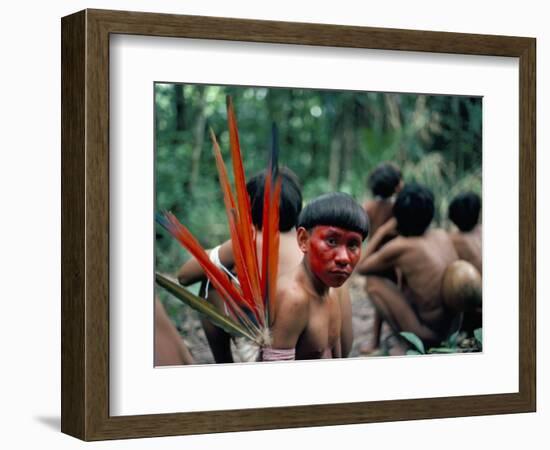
[329,134,342,190]
[340,103,356,188]
[188,86,207,195]
[175,84,186,131]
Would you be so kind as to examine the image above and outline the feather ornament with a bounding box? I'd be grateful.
[156,96,281,349]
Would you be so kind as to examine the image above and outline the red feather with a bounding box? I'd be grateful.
[210,129,236,212]
[157,97,283,346]
[226,97,264,316]
[210,130,257,312]
[157,212,261,334]
[159,214,243,311]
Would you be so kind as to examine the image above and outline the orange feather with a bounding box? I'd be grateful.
[157,97,283,346]
[156,212,262,334]
[226,97,263,312]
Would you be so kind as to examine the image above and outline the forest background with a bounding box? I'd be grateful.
[154,83,482,357]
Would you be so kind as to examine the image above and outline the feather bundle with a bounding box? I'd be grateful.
[156,96,281,348]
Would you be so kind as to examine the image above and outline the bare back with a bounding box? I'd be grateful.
[365,199,394,235]
[450,224,482,274]
[255,229,302,277]
[388,229,458,325]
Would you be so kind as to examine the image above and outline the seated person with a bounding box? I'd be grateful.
[154,297,194,366]
[364,162,403,234]
[446,192,483,333]
[361,162,403,354]
[356,183,459,350]
[177,169,354,362]
[442,260,482,315]
[264,192,369,361]
[177,167,303,287]
[448,192,482,274]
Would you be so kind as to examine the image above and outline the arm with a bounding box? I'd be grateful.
[154,298,194,365]
[267,291,309,360]
[364,201,374,218]
[362,217,398,260]
[337,283,353,357]
[177,239,235,285]
[356,237,403,275]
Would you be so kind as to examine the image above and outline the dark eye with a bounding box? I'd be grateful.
[348,241,360,251]
[326,237,337,246]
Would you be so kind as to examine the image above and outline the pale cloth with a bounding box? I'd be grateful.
[261,347,296,361]
[206,244,238,315]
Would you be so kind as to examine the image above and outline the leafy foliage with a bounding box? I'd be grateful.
[400,331,426,354]
[155,84,481,276]
[474,328,483,347]
[399,328,483,356]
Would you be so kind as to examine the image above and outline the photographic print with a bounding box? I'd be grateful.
[61,10,535,439]
[154,83,483,365]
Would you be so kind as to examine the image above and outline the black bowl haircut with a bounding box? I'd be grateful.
[368,162,402,198]
[449,192,481,232]
[247,167,303,232]
[297,192,369,240]
[393,183,434,236]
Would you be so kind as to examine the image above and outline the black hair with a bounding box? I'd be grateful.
[297,192,369,240]
[393,183,434,236]
[449,192,481,232]
[246,167,303,232]
[368,162,402,198]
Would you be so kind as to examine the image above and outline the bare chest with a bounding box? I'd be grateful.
[296,295,342,359]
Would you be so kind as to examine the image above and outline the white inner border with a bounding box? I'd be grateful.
[110,35,519,416]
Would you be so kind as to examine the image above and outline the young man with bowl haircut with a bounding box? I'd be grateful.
[264,192,369,361]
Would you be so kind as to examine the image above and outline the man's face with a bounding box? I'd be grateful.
[298,225,363,288]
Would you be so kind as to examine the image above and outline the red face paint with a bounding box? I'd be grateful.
[306,226,362,288]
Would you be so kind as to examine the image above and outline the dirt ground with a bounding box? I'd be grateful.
[170,274,390,364]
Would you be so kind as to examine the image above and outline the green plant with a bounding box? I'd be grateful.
[399,327,482,356]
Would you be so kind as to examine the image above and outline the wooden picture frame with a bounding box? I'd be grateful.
[61,8,536,441]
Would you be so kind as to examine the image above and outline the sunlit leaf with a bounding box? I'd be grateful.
[427,347,458,354]
[399,331,426,354]
[474,328,483,347]
[447,330,460,348]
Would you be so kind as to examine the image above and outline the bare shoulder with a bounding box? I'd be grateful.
[382,234,408,253]
[275,273,310,314]
[474,224,482,237]
[365,200,376,213]
[448,230,463,245]
[428,229,460,260]
[429,228,453,243]
[271,273,310,342]
[375,234,408,262]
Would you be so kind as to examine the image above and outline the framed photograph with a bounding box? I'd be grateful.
[61,9,536,441]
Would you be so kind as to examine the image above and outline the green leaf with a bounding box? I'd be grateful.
[447,330,460,348]
[406,349,421,356]
[428,347,458,354]
[399,332,426,354]
[155,272,255,342]
[474,328,483,347]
